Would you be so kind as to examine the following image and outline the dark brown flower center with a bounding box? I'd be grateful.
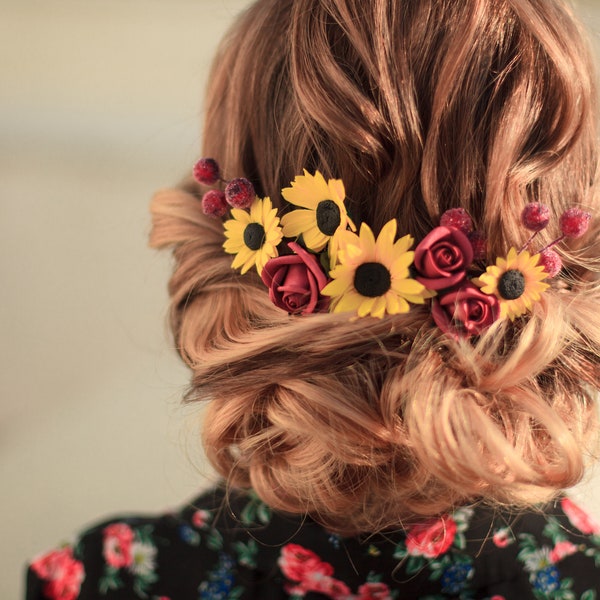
[243,222,265,251]
[316,200,341,236]
[498,269,525,300]
[354,262,391,297]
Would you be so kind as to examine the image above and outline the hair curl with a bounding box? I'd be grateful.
[150,0,600,534]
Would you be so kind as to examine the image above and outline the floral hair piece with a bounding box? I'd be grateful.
[193,158,591,338]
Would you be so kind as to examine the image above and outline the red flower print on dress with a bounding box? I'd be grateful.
[561,498,600,535]
[492,527,514,548]
[304,572,352,599]
[357,581,393,599]
[406,515,457,558]
[103,522,134,568]
[30,546,84,600]
[549,540,579,563]
[192,509,211,529]
[279,543,334,582]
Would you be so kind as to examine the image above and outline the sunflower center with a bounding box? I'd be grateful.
[316,200,341,236]
[354,262,391,297]
[243,223,265,251]
[498,269,526,300]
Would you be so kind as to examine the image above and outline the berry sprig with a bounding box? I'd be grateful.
[192,157,256,216]
[440,208,487,261]
[520,202,591,277]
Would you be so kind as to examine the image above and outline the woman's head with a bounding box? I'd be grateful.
[151,0,600,534]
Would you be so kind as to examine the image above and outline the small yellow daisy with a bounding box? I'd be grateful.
[477,247,550,320]
[223,196,283,275]
[280,170,356,262]
[321,219,430,319]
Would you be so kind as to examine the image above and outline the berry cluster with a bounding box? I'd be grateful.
[192,157,257,216]
[440,208,487,261]
[521,202,591,277]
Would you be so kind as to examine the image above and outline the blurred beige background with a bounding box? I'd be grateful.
[1,1,600,598]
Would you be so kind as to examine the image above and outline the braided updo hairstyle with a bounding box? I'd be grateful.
[150,0,600,534]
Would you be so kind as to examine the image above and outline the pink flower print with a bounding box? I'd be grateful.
[279,543,334,582]
[304,571,352,599]
[406,515,457,558]
[492,527,514,548]
[30,547,84,600]
[357,581,393,599]
[549,540,579,563]
[192,509,211,529]
[561,498,600,535]
[102,522,134,568]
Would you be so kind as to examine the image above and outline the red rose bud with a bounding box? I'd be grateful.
[560,208,591,239]
[414,226,473,290]
[521,202,550,231]
[225,178,256,209]
[261,242,329,314]
[440,208,473,235]
[201,190,228,217]
[431,282,500,339]
[468,230,487,262]
[538,248,562,278]
[193,158,220,185]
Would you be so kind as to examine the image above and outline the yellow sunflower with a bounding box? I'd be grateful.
[477,247,549,320]
[280,170,356,262]
[321,219,430,319]
[223,196,283,275]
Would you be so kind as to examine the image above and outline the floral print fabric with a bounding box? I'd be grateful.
[27,488,600,599]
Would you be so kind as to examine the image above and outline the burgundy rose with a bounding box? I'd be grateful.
[414,226,473,290]
[431,282,500,338]
[261,242,329,314]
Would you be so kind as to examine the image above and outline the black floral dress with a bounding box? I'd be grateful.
[26,486,600,600]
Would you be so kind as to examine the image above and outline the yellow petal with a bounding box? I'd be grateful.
[370,296,388,319]
[390,251,414,275]
[332,290,364,314]
[230,209,251,224]
[281,209,316,237]
[374,220,397,260]
[302,227,328,252]
[393,278,426,295]
[328,178,346,204]
[321,274,353,297]
[232,247,254,269]
[359,223,376,255]
[357,296,377,317]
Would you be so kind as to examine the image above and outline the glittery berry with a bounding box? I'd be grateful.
[440,208,473,234]
[560,208,591,239]
[201,190,228,217]
[468,230,487,261]
[225,178,256,209]
[521,202,550,232]
[538,248,562,278]
[193,158,221,185]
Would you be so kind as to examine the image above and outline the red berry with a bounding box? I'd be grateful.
[468,230,487,261]
[225,178,256,209]
[193,158,220,185]
[560,208,591,239]
[440,208,473,234]
[538,248,562,278]
[201,190,228,217]
[521,202,550,231]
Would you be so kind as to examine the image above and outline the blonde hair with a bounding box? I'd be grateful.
[150,0,600,534]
